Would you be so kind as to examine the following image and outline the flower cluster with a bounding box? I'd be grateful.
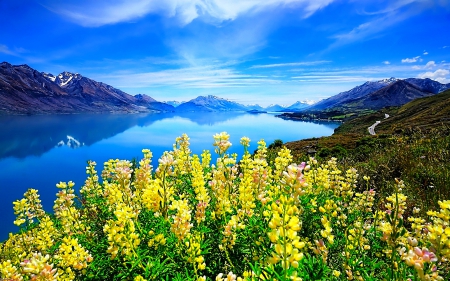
[2,132,450,281]
[266,196,305,271]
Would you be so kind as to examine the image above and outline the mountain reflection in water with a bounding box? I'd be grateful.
[0,112,248,159]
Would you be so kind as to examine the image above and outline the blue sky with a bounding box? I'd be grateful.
[1,0,449,106]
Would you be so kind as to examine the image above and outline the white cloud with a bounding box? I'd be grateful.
[250,60,331,69]
[383,61,390,65]
[425,61,436,69]
[402,56,421,63]
[417,69,450,83]
[423,51,428,55]
[42,0,335,27]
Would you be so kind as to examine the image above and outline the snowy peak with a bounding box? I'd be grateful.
[164,101,183,107]
[55,71,81,87]
[191,95,223,103]
[42,72,56,82]
[265,104,287,112]
[0,62,169,114]
[176,95,247,112]
[245,104,264,110]
[377,77,399,84]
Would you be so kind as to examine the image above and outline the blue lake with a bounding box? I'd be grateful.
[0,112,339,241]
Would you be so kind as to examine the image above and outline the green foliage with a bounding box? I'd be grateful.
[2,133,450,281]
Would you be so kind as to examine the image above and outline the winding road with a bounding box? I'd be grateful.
[368,114,390,135]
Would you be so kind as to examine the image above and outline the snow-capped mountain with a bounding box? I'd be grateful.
[0,62,174,114]
[245,104,265,111]
[304,77,450,112]
[264,104,287,112]
[286,101,310,111]
[307,77,400,111]
[176,95,247,112]
[337,80,438,110]
[164,100,183,107]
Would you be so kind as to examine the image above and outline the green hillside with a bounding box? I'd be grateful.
[279,90,450,214]
[335,89,450,134]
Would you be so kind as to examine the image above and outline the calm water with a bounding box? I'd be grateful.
[0,112,339,241]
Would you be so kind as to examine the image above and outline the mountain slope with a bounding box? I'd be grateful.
[341,80,435,110]
[0,62,174,114]
[405,78,450,93]
[305,77,450,112]
[335,89,450,134]
[176,95,247,112]
[134,94,175,111]
[307,78,398,111]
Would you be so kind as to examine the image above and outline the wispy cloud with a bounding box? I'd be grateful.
[0,44,15,56]
[402,56,421,63]
[95,60,435,91]
[97,65,280,89]
[327,0,444,50]
[250,60,331,69]
[423,50,428,55]
[0,44,23,56]
[383,61,391,65]
[42,0,336,27]
[290,75,374,83]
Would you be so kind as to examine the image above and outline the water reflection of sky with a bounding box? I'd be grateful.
[0,112,340,241]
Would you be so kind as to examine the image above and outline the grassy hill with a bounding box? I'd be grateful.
[335,89,450,134]
[271,90,450,214]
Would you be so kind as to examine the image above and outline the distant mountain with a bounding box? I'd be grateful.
[134,94,175,111]
[264,104,287,112]
[287,101,310,110]
[164,100,183,107]
[175,95,247,112]
[0,62,174,114]
[245,104,264,111]
[274,101,311,112]
[307,77,399,111]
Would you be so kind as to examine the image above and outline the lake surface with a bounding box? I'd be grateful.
[0,112,339,241]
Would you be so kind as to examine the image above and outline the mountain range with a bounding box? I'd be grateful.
[306,77,450,112]
[1,61,449,115]
[0,62,174,114]
[0,62,312,114]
